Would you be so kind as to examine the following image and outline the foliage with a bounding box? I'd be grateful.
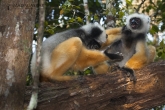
[34,0,107,38]
[31,0,157,36]
[64,67,94,76]
[40,0,165,37]
[26,74,33,86]
[151,105,165,110]
[155,39,165,60]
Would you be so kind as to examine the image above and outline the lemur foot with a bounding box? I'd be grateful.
[121,67,136,82]
[107,63,120,72]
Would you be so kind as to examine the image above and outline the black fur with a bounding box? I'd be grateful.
[105,25,146,55]
[121,67,136,82]
[87,39,101,49]
[90,27,103,38]
[75,26,103,49]
[130,17,142,29]
[104,50,123,61]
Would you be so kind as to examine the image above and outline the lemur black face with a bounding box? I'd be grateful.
[130,17,141,29]
[87,39,101,49]
[86,26,104,49]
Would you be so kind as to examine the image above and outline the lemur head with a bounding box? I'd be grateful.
[81,23,107,49]
[126,13,150,34]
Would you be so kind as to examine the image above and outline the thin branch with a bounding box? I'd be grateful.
[27,0,45,110]
[83,0,90,24]
[135,0,146,13]
[105,0,115,28]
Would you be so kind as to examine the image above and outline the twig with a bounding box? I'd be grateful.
[136,0,146,13]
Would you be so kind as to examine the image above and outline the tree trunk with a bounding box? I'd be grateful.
[105,0,116,29]
[0,0,37,109]
[24,61,165,110]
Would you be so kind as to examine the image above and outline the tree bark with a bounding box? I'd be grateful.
[24,61,165,110]
[0,0,37,109]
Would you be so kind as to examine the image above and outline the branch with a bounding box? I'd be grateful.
[27,0,45,110]
[135,0,146,13]
[105,0,115,29]
[24,61,165,110]
[83,0,90,24]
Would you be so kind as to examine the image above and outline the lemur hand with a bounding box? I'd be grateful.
[104,49,123,61]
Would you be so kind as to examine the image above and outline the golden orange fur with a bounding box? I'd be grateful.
[40,37,111,81]
[101,27,122,49]
[124,41,156,70]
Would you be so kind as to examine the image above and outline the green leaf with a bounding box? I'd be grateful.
[162,12,165,18]
[68,18,75,23]
[46,29,54,35]
[150,28,155,35]
[94,15,99,21]
[111,8,116,15]
[64,0,71,7]
[152,25,159,33]
[77,17,83,23]
[68,0,74,2]
[160,40,165,47]
[75,6,81,10]
[161,53,165,59]
[83,67,93,75]
[119,11,124,19]
[126,0,132,6]
[44,21,48,26]
[161,24,165,31]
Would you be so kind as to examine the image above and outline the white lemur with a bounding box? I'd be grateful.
[94,13,156,79]
[31,23,123,82]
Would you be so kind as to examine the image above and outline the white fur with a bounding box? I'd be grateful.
[93,23,107,43]
[42,53,51,72]
[97,30,107,44]
[27,92,38,110]
[126,13,150,34]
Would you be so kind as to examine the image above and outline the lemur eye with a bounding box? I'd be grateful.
[130,18,141,25]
